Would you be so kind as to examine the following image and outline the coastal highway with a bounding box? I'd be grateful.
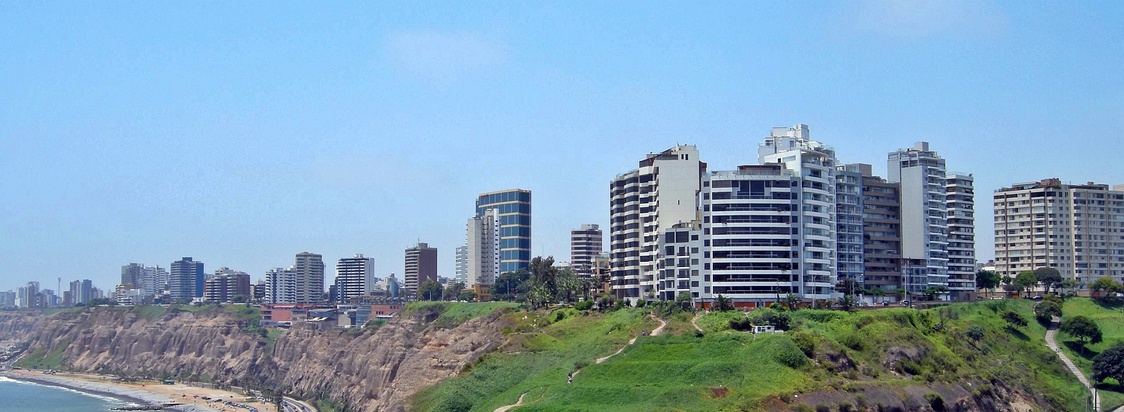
[281,396,316,412]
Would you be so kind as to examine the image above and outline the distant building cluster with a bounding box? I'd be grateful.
[609,125,978,307]
[6,122,1123,313]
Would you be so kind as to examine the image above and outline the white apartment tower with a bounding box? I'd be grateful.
[887,142,949,293]
[265,267,297,304]
[609,145,704,300]
[335,254,375,302]
[455,245,468,285]
[466,209,500,288]
[994,179,1124,284]
[570,224,603,277]
[946,173,976,300]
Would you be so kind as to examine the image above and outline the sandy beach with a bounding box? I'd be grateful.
[3,369,278,412]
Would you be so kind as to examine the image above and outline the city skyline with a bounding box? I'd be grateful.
[3,2,1124,291]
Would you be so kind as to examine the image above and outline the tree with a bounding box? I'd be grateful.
[836,294,855,311]
[1058,278,1080,298]
[1034,300,1061,322]
[976,270,1001,297]
[1001,310,1027,330]
[1090,276,1122,299]
[1060,315,1103,344]
[444,282,466,301]
[715,294,733,311]
[458,290,476,302]
[418,279,443,301]
[923,286,949,301]
[1092,343,1124,384]
[1014,271,1038,295]
[492,269,531,300]
[966,325,984,342]
[1034,267,1062,295]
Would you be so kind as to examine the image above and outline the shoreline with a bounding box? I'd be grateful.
[0,370,262,412]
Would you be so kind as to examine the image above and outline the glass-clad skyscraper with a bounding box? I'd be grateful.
[475,189,532,274]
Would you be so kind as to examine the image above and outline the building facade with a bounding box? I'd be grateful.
[861,173,903,293]
[836,164,867,287]
[170,257,205,303]
[570,224,603,277]
[295,252,325,303]
[466,209,500,288]
[994,179,1124,284]
[266,267,297,304]
[476,189,532,274]
[454,245,468,285]
[404,242,438,292]
[946,172,976,300]
[335,254,375,302]
[203,269,250,303]
[609,145,704,300]
[887,142,950,293]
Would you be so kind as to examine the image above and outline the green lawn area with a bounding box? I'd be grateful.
[412,300,1089,411]
[1057,298,1124,409]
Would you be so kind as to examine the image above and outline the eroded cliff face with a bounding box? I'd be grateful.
[0,307,506,412]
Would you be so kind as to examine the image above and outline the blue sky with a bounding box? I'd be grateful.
[2,1,1122,292]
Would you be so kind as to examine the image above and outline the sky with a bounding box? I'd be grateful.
[2,1,1123,293]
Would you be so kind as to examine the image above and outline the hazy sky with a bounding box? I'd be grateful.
[3,1,1123,292]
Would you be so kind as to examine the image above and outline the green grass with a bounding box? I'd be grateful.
[1057,298,1124,409]
[411,308,654,412]
[15,338,71,370]
[412,300,1091,411]
[403,301,520,328]
[131,305,168,321]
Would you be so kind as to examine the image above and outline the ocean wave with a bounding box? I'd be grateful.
[0,376,138,406]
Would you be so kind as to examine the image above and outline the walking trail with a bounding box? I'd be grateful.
[1044,315,1102,412]
[492,315,668,412]
[690,311,704,332]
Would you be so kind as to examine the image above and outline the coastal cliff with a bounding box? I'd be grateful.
[0,304,509,412]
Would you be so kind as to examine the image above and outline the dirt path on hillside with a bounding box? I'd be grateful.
[596,316,666,364]
[493,316,668,411]
[1045,316,1100,412]
[690,311,704,332]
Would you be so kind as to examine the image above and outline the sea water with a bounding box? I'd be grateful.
[0,376,134,412]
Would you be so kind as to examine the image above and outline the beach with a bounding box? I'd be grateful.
[2,369,278,412]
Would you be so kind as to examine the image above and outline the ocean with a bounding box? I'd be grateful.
[0,376,135,412]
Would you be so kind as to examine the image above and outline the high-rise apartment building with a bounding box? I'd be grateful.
[570,224,603,277]
[466,210,500,288]
[475,189,532,274]
[203,268,250,303]
[170,257,205,303]
[295,252,325,303]
[404,243,438,293]
[265,267,297,304]
[946,172,976,300]
[610,145,704,300]
[861,173,903,292]
[836,164,867,286]
[455,245,468,285]
[121,263,144,288]
[994,179,1124,284]
[335,254,375,302]
[888,142,950,293]
[68,279,94,306]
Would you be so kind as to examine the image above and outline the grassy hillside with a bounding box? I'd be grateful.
[1057,298,1124,409]
[412,299,1090,411]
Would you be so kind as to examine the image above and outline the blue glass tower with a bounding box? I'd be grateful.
[475,189,532,274]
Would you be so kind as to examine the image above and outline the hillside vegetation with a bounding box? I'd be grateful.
[1056,298,1124,409]
[413,299,1092,411]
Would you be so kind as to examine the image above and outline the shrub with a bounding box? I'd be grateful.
[575,300,594,311]
[965,325,984,342]
[792,331,816,357]
[815,404,830,412]
[729,317,753,331]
